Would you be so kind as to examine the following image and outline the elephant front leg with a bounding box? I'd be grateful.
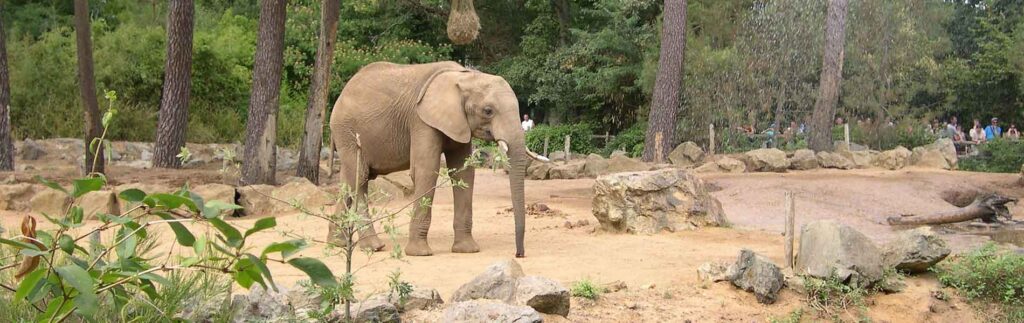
[406,137,443,256]
[446,143,479,253]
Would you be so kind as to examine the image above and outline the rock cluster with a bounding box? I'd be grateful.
[592,168,728,234]
[450,259,570,317]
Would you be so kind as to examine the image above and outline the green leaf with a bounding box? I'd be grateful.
[115,226,138,259]
[58,234,75,255]
[145,193,198,212]
[20,248,47,257]
[288,257,337,287]
[234,270,254,289]
[40,297,74,323]
[35,175,70,196]
[153,212,196,247]
[208,218,243,248]
[262,239,308,259]
[139,272,171,286]
[244,217,276,237]
[72,177,106,198]
[15,269,47,301]
[203,200,243,219]
[55,264,98,316]
[118,189,146,202]
[0,237,42,251]
[248,254,277,291]
[68,206,85,226]
[193,236,207,256]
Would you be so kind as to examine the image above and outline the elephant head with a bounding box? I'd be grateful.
[415,70,545,257]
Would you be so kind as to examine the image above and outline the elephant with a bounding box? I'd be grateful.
[327,61,547,257]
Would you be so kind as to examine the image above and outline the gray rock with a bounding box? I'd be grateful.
[0,183,37,211]
[882,227,951,274]
[451,259,525,303]
[873,146,912,170]
[911,147,951,169]
[140,149,153,162]
[78,190,119,218]
[236,185,277,217]
[924,138,958,168]
[526,162,551,180]
[610,150,629,158]
[697,261,735,282]
[817,151,855,169]
[442,300,542,323]
[382,171,414,196]
[193,184,238,216]
[592,168,728,234]
[842,150,878,169]
[349,299,400,323]
[727,249,785,304]
[583,153,609,178]
[514,276,570,316]
[366,286,444,312]
[548,162,584,179]
[230,286,293,323]
[788,149,819,170]
[668,141,704,166]
[606,155,650,173]
[30,187,72,216]
[795,220,884,288]
[744,148,790,172]
[19,139,45,160]
[549,150,567,162]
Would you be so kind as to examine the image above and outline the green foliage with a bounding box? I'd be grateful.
[603,122,646,157]
[936,243,1024,321]
[958,139,1024,173]
[832,122,937,151]
[525,123,595,155]
[570,278,604,300]
[769,308,805,323]
[802,274,869,319]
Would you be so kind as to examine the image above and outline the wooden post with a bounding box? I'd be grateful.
[784,191,796,268]
[654,131,664,164]
[708,124,716,156]
[543,136,549,156]
[604,131,611,148]
[844,123,850,146]
[563,135,571,164]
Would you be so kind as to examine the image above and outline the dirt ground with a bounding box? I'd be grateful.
[3,159,1022,322]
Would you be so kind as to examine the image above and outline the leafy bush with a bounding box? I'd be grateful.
[936,243,1024,321]
[570,278,604,300]
[603,122,646,157]
[802,273,869,319]
[833,122,936,151]
[525,123,595,155]
[959,139,1024,173]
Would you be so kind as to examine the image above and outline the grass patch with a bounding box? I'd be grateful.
[769,308,805,323]
[802,274,870,320]
[570,278,605,300]
[936,243,1024,322]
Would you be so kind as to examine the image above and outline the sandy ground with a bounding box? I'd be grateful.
[3,161,1022,322]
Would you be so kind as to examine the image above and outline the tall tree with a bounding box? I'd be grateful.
[0,4,12,171]
[807,0,849,152]
[74,0,104,174]
[241,0,287,185]
[550,0,571,46]
[296,0,341,184]
[642,0,687,162]
[153,0,195,169]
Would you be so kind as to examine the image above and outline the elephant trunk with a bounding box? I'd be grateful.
[502,137,528,258]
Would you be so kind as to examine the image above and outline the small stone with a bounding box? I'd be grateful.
[451,259,525,303]
[514,276,570,316]
[349,299,399,323]
[603,281,627,293]
[727,249,785,304]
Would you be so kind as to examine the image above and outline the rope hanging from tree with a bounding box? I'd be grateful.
[447,0,480,45]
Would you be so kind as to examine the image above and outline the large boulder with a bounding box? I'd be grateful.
[349,299,400,323]
[795,220,884,288]
[548,150,568,162]
[924,138,958,168]
[19,139,45,160]
[788,149,819,170]
[693,156,747,174]
[442,300,542,323]
[237,185,277,217]
[192,184,237,216]
[514,276,570,316]
[697,262,735,283]
[744,148,790,172]
[583,154,609,178]
[451,259,525,303]
[230,286,294,322]
[727,249,785,305]
[368,178,405,202]
[79,190,119,218]
[816,151,855,170]
[367,286,444,312]
[30,187,71,216]
[842,150,878,168]
[0,183,38,211]
[882,227,951,274]
[610,150,629,158]
[548,162,584,179]
[911,147,951,169]
[606,155,650,173]
[270,179,333,213]
[527,162,552,180]
[668,141,704,166]
[592,168,728,233]
[873,146,912,170]
[382,171,414,196]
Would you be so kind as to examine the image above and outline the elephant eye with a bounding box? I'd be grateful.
[483,106,494,117]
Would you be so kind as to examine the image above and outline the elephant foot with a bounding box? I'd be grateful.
[405,239,433,256]
[357,234,386,252]
[451,238,480,253]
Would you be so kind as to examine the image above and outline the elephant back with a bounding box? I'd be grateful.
[345,61,467,113]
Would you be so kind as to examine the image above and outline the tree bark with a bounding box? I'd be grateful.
[296,0,341,184]
[807,0,848,152]
[887,194,1017,226]
[153,0,195,169]
[550,0,571,46]
[74,0,104,174]
[642,0,687,162]
[0,6,14,171]
[241,0,287,185]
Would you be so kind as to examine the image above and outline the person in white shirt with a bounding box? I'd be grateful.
[521,114,534,131]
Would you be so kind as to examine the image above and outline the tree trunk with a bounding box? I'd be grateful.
[887,194,1017,226]
[153,0,195,169]
[74,0,104,174]
[550,0,571,46]
[241,0,287,185]
[642,0,687,162]
[0,6,13,171]
[807,0,848,152]
[296,0,341,184]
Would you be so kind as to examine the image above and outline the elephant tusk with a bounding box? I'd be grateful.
[498,141,509,154]
[526,149,550,163]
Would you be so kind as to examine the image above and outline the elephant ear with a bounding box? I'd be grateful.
[415,71,472,143]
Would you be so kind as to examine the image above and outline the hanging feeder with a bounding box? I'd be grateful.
[447,0,480,45]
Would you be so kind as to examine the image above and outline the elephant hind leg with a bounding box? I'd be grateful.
[327,151,385,252]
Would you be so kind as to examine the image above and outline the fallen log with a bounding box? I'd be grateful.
[887,193,1017,226]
